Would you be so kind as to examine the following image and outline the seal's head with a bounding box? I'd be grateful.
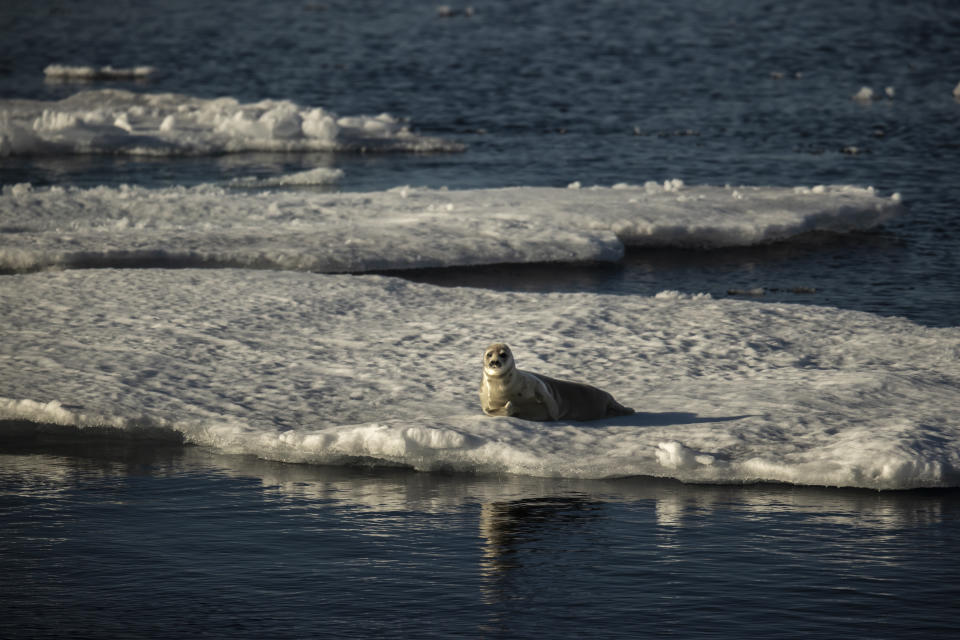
[482,343,515,377]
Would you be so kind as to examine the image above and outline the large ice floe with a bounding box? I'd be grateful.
[2,269,958,490]
[0,180,901,273]
[0,89,461,155]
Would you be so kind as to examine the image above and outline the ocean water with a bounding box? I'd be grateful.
[3,0,960,637]
[3,445,960,639]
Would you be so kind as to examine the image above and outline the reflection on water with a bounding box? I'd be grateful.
[2,443,959,638]
[2,441,954,531]
[480,496,604,572]
[654,492,686,529]
[477,495,605,636]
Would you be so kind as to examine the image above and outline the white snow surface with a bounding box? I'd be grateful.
[2,269,958,490]
[0,89,462,155]
[0,181,901,273]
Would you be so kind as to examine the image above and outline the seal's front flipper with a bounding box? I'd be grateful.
[534,384,561,421]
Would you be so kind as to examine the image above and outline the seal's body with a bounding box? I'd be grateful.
[479,343,634,421]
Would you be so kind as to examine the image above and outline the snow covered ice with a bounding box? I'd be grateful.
[2,269,958,491]
[0,173,932,490]
[0,83,934,492]
[0,180,901,273]
[0,89,462,155]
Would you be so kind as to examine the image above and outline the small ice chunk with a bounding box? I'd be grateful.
[436,5,473,17]
[229,167,344,188]
[43,64,156,80]
[4,183,33,197]
[113,113,134,132]
[656,441,706,470]
[301,108,339,140]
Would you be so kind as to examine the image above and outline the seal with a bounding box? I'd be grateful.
[479,342,634,421]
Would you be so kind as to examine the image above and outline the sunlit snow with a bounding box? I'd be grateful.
[2,269,957,490]
[0,89,462,155]
[0,180,901,273]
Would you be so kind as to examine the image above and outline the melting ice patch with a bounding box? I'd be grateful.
[1,269,958,490]
[228,167,345,188]
[0,89,462,155]
[43,64,156,81]
[0,181,900,273]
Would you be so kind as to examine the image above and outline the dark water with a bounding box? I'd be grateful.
[2,0,960,324]
[4,1,960,636]
[2,445,959,639]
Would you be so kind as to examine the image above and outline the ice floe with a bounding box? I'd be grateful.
[0,180,902,273]
[0,89,462,155]
[1,269,958,490]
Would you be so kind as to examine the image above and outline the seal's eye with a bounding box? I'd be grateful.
[486,351,493,358]
[499,352,508,359]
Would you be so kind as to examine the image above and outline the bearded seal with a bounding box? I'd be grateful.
[479,342,634,421]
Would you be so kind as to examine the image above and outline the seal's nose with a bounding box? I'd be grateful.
[489,359,501,368]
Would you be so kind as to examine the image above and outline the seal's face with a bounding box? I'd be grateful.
[482,343,515,377]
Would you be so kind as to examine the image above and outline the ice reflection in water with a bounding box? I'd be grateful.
[479,495,603,576]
